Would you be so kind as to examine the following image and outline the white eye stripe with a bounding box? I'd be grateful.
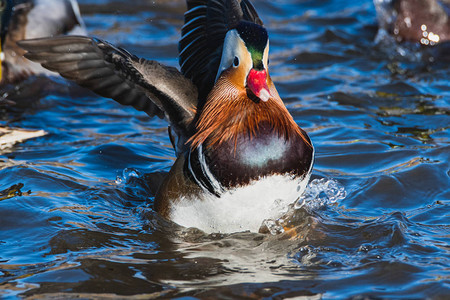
[215,30,240,83]
[215,29,259,84]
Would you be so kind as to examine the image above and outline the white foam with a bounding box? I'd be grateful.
[169,174,310,234]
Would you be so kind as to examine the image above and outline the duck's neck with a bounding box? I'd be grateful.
[189,76,308,150]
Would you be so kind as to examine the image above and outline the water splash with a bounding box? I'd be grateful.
[115,168,141,185]
[262,218,286,235]
[261,178,346,235]
[294,178,346,210]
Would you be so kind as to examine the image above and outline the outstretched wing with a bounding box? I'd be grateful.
[179,0,263,101]
[18,36,198,132]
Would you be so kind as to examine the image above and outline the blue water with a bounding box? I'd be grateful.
[0,0,449,298]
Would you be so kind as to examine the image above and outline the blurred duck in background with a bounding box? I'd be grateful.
[374,0,450,45]
[0,0,85,149]
[0,0,86,85]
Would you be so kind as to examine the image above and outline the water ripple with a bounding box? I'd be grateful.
[0,0,448,298]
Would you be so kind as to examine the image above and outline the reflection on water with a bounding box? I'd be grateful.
[0,0,449,298]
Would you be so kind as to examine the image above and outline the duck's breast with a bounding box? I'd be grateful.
[203,122,314,188]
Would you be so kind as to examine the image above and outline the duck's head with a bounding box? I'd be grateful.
[191,20,311,150]
[215,21,272,102]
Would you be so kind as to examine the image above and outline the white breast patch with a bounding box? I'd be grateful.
[169,174,310,234]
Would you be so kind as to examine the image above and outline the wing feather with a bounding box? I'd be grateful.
[18,36,198,134]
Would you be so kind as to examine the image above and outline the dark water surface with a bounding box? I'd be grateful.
[1,0,449,298]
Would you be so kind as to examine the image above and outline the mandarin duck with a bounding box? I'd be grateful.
[19,0,314,233]
[0,0,86,84]
[374,0,450,45]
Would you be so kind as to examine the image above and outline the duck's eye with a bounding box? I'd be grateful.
[233,56,239,67]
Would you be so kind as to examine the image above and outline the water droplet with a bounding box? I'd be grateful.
[358,244,372,252]
[295,178,346,210]
[123,168,141,180]
[263,219,285,235]
[116,168,141,185]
